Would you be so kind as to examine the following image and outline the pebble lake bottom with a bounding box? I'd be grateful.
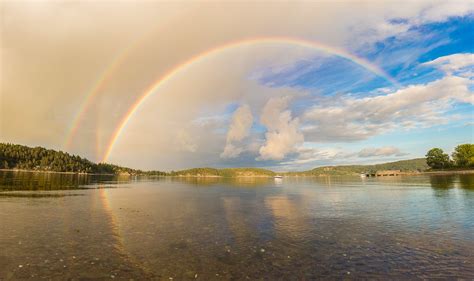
[0,171,473,279]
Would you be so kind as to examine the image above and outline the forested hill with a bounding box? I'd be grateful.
[0,143,166,175]
[286,158,429,176]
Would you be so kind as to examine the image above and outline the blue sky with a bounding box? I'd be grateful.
[260,16,473,91]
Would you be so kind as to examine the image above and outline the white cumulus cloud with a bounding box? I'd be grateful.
[258,97,304,161]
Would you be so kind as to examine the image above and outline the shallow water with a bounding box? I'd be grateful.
[0,171,473,280]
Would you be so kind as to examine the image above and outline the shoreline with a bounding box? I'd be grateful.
[420,169,474,175]
[0,168,115,176]
[1,168,473,177]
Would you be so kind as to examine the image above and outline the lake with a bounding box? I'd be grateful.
[0,171,473,279]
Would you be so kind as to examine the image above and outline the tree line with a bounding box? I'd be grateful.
[2,142,472,175]
[0,143,166,175]
[426,144,474,169]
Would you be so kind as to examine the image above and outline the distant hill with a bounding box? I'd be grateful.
[286,158,429,176]
[170,167,275,177]
[0,143,166,175]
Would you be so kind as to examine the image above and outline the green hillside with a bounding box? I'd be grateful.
[286,158,429,176]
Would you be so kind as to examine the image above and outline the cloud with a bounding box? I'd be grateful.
[358,146,407,157]
[281,147,347,166]
[303,75,473,142]
[221,104,253,158]
[258,97,304,161]
[422,53,474,75]
[413,1,474,24]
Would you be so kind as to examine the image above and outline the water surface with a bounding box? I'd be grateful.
[0,171,473,279]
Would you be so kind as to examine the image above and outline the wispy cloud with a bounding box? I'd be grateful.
[358,146,408,158]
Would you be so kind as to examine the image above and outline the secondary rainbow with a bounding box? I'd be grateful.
[101,36,399,162]
[62,51,130,151]
[62,21,172,151]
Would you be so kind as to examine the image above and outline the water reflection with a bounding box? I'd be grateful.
[459,174,474,189]
[0,172,473,279]
[274,177,283,185]
[172,176,274,187]
[265,196,307,239]
[429,175,456,189]
[97,187,152,277]
[222,197,255,244]
[0,192,83,198]
[0,170,131,191]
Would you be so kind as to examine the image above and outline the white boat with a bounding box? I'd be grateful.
[274,175,283,179]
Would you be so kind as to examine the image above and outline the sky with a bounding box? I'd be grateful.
[1,0,473,171]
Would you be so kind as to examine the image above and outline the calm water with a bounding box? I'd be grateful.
[0,171,473,280]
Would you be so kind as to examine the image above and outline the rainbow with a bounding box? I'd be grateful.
[62,51,129,151]
[62,21,172,151]
[101,36,399,162]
